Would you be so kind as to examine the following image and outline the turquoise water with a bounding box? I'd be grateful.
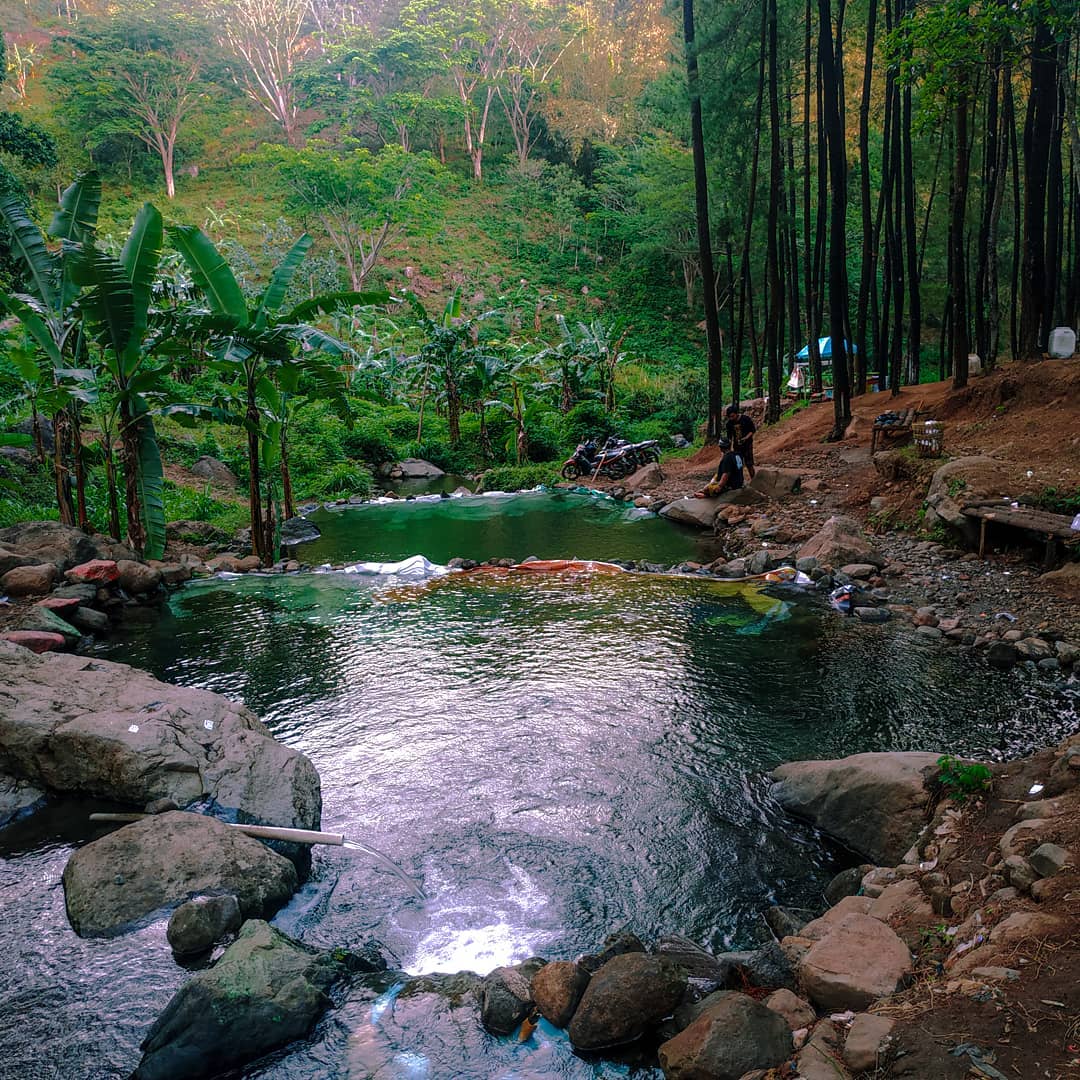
[3,497,1077,1079]
[297,490,722,566]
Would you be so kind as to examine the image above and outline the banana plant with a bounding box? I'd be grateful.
[71,202,171,559]
[0,172,102,526]
[168,226,387,564]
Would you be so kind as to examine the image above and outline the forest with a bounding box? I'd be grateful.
[0,0,1077,563]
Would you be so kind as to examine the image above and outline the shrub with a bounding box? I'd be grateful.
[936,754,992,803]
[478,463,558,492]
[161,481,248,534]
[341,419,395,466]
[561,400,615,444]
[302,461,374,499]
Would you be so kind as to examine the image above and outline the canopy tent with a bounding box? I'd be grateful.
[795,337,858,361]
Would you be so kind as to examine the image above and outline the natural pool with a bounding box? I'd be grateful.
[1,496,1077,1079]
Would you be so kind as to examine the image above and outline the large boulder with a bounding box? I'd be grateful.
[280,517,321,547]
[1041,562,1080,601]
[397,458,445,479]
[0,772,46,827]
[770,751,939,864]
[798,912,912,1011]
[658,992,792,1080]
[165,520,228,544]
[133,920,374,1080]
[0,521,133,572]
[660,489,766,529]
[626,462,665,490]
[531,960,590,1028]
[0,547,41,577]
[190,455,238,488]
[0,640,322,848]
[167,894,243,957]
[923,456,1017,538]
[568,952,686,1050]
[797,515,884,569]
[748,467,802,499]
[62,812,298,937]
[115,559,162,594]
[1,563,56,596]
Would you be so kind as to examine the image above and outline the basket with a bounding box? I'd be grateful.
[913,420,943,458]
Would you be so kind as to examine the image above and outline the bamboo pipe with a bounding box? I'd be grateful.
[88,812,345,846]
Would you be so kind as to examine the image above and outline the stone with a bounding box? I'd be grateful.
[797,895,875,941]
[531,960,590,1028]
[656,934,736,986]
[1040,561,1080,600]
[148,561,192,586]
[115,560,161,594]
[770,752,939,864]
[662,493,762,530]
[0,521,129,572]
[190,455,238,487]
[747,467,802,499]
[796,1021,850,1080]
[63,812,298,937]
[763,988,815,1030]
[51,582,98,602]
[206,554,246,573]
[987,912,1067,945]
[481,961,541,1035]
[1017,798,1063,821]
[279,517,321,546]
[657,992,792,1080]
[844,1012,896,1072]
[970,966,1020,981]
[0,772,46,827]
[167,894,243,956]
[824,864,874,906]
[987,641,1019,670]
[0,630,67,653]
[855,606,891,623]
[1029,842,1069,878]
[397,458,445,479]
[922,456,1015,538]
[16,606,80,643]
[999,818,1051,858]
[1,563,56,596]
[764,906,817,940]
[1016,637,1053,661]
[0,640,322,859]
[916,624,943,639]
[0,546,40,577]
[578,930,646,973]
[716,941,799,991]
[1004,855,1037,891]
[68,605,111,634]
[625,462,665,490]
[840,563,877,580]
[65,559,119,584]
[133,920,376,1080]
[34,595,81,613]
[797,515,885,570]
[799,913,912,1011]
[868,879,934,923]
[568,952,686,1050]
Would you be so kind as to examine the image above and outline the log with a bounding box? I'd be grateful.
[88,812,345,846]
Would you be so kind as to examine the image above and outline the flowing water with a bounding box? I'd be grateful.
[2,494,1077,1080]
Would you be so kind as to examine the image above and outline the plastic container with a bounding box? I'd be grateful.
[1048,326,1076,358]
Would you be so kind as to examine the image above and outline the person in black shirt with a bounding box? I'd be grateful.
[696,438,744,497]
[725,405,757,479]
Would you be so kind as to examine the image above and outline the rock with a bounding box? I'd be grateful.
[190,455,238,488]
[717,941,798,991]
[481,961,542,1035]
[988,911,1067,945]
[51,582,98,602]
[799,913,912,1011]
[0,546,40,577]
[65,559,119,584]
[115,559,161,594]
[578,930,646,973]
[63,812,297,937]
[916,624,943,639]
[868,879,934,923]
[167,894,243,956]
[824,864,874,906]
[660,497,724,529]
[840,563,877,579]
[1,563,56,596]
[770,752,939,864]
[0,640,322,854]
[531,960,590,1028]
[165,520,228,544]
[67,605,111,635]
[16,606,80,643]
[568,952,686,1050]
[748,467,802,499]
[798,515,884,569]
[0,521,125,572]
[843,1012,895,1071]
[133,920,372,1080]
[796,895,875,940]
[1039,561,1080,600]
[658,992,792,1080]
[1017,798,1063,821]
[987,641,1019,670]
[855,606,891,623]
[795,1021,849,1080]
[763,988,815,1030]
[1029,842,1069,878]
[764,906,816,940]
[0,630,67,653]
[1016,637,1053,661]
[148,561,192,586]
[279,517,321,546]
[923,457,1016,539]
[656,934,735,987]
[625,462,665,490]
[0,772,46,827]
[397,458,445,479]
[34,595,81,613]
[1004,855,1037,891]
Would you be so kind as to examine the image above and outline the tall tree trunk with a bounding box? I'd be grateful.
[685,0,724,440]
[52,409,75,527]
[803,0,824,394]
[71,405,88,530]
[764,0,784,423]
[246,387,264,562]
[900,0,921,384]
[855,0,878,396]
[950,88,972,389]
[280,425,295,520]
[105,442,122,542]
[118,403,146,556]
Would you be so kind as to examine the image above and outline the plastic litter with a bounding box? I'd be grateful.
[948,1043,1009,1080]
[993,611,1018,622]
[346,555,449,579]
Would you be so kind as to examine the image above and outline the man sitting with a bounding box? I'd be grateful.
[695,438,744,498]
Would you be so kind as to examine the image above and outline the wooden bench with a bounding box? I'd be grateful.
[961,501,1080,566]
[870,407,917,454]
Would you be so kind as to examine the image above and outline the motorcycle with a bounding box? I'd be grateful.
[560,439,634,480]
[599,436,661,470]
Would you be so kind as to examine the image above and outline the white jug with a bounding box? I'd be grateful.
[1048,326,1076,358]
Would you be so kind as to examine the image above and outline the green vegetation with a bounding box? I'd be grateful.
[936,754,993,803]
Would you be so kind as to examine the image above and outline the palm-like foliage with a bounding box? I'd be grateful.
[169,226,388,564]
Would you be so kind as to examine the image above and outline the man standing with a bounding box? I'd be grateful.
[725,404,757,480]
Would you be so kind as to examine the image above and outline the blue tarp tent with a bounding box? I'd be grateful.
[795,337,857,361]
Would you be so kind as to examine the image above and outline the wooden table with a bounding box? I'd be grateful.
[961,502,1080,565]
[870,407,917,454]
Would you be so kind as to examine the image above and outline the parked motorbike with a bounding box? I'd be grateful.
[600,436,661,470]
[560,439,634,480]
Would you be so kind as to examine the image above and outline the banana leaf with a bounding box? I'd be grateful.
[286,289,389,322]
[168,225,248,325]
[132,407,166,561]
[0,433,32,447]
[255,234,313,326]
[0,289,61,365]
[120,203,163,360]
[156,402,243,428]
[49,172,101,244]
[76,249,134,367]
[0,195,57,312]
